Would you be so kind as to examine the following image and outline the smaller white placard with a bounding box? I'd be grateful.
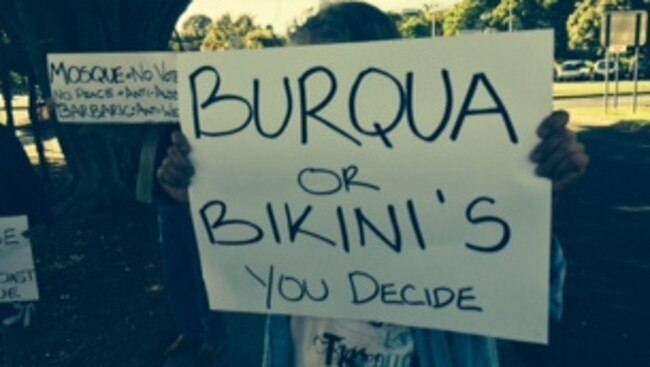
[0,216,39,303]
[48,52,177,123]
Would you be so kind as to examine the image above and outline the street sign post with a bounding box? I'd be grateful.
[601,10,648,113]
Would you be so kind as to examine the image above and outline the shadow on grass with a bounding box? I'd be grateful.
[0,164,265,367]
[504,122,650,367]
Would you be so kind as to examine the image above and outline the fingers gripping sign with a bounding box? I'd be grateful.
[530,110,589,191]
[157,130,194,203]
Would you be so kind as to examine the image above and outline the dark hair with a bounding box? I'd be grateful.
[291,2,400,45]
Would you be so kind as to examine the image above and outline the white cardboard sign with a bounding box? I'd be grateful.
[0,216,39,303]
[179,31,553,343]
[48,52,177,123]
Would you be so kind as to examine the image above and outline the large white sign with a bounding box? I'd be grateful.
[0,216,39,303]
[179,31,553,343]
[48,52,177,123]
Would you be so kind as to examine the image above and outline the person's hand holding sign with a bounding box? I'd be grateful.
[157,111,589,203]
[157,130,194,203]
[530,110,589,191]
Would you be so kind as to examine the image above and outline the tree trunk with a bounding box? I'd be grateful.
[26,73,50,185]
[0,0,191,216]
[0,46,16,130]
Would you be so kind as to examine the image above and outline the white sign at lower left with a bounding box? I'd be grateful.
[0,216,39,303]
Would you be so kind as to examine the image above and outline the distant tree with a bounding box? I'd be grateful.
[485,0,581,58]
[487,0,543,30]
[399,12,432,38]
[443,0,491,35]
[202,14,284,51]
[388,5,449,39]
[628,0,650,9]
[537,0,582,59]
[202,14,254,50]
[175,13,212,50]
[181,13,212,40]
[442,0,585,58]
[244,26,285,49]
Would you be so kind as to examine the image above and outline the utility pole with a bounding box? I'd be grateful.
[508,0,513,32]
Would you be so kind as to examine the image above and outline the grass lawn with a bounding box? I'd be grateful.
[553,81,650,129]
[553,80,650,98]
[559,104,650,129]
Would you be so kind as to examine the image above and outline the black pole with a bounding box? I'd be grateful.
[0,44,16,130]
[632,12,642,113]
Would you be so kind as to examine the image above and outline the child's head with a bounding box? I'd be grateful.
[291,2,400,45]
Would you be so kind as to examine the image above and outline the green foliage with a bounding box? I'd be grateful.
[537,0,581,59]
[10,72,27,93]
[202,13,285,51]
[171,13,213,51]
[443,0,489,35]
[244,27,285,49]
[180,14,212,40]
[201,13,251,51]
[488,0,550,30]
[2,71,27,94]
[438,0,634,59]
[443,0,581,35]
[399,13,432,38]
[0,28,27,94]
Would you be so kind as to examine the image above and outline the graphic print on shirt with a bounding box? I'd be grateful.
[294,318,415,367]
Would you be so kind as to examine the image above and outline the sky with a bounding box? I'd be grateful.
[176,0,461,33]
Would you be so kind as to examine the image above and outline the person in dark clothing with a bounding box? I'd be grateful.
[0,125,47,220]
[153,127,227,367]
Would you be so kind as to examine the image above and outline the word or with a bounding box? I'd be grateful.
[0,228,19,246]
[348,271,482,311]
[199,193,511,254]
[189,65,517,148]
[298,165,380,196]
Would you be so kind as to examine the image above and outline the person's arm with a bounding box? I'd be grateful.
[529,110,587,321]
